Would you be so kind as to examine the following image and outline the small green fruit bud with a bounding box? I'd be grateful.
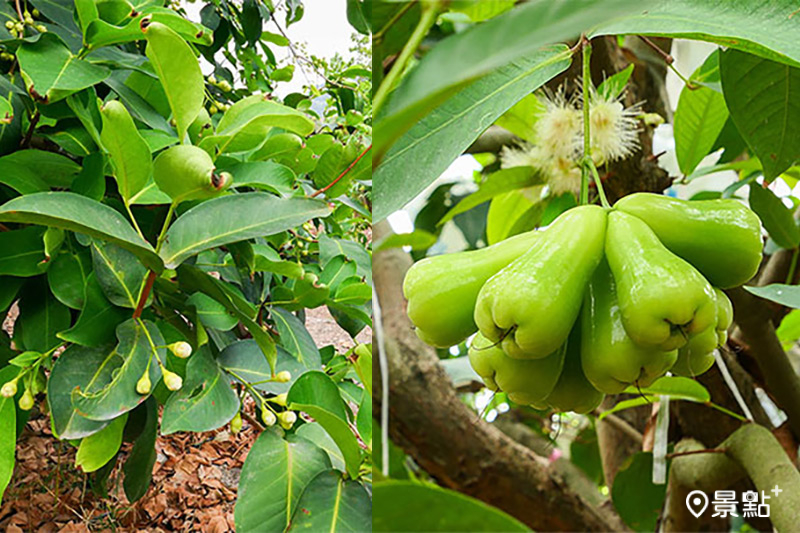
[168,341,193,359]
[271,393,288,406]
[5,21,14,29]
[163,370,183,391]
[24,15,33,25]
[230,412,242,434]
[18,389,33,410]
[278,411,297,430]
[1,380,17,398]
[36,24,46,32]
[136,373,152,395]
[15,23,24,33]
[275,371,291,383]
[208,74,217,84]
[218,80,231,92]
[153,145,230,204]
[32,8,39,17]
[208,104,219,115]
[262,409,277,427]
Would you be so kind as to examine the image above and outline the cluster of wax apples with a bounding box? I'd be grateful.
[403,194,762,413]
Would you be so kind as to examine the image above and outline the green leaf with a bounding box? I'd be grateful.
[374,230,437,252]
[17,33,109,102]
[373,481,529,532]
[91,239,149,308]
[143,21,204,142]
[58,273,129,347]
[75,414,127,473]
[272,307,321,368]
[720,48,800,180]
[74,0,98,31]
[159,193,330,269]
[224,160,297,197]
[122,397,157,503]
[235,430,332,533]
[19,278,71,353]
[441,167,545,226]
[374,0,631,163]
[318,235,371,282]
[675,51,729,175]
[374,45,570,221]
[494,93,544,144]
[71,319,165,421]
[0,192,163,272]
[592,1,800,69]
[296,423,346,472]
[287,470,372,532]
[85,9,213,48]
[100,100,153,201]
[187,292,238,331]
[745,283,800,308]
[0,365,17,505]
[353,346,372,398]
[161,346,240,435]
[611,453,666,531]
[219,340,311,393]
[201,96,315,154]
[288,371,361,479]
[0,277,23,313]
[748,183,800,249]
[620,376,711,403]
[598,63,634,100]
[48,344,110,439]
[0,150,81,188]
[0,227,47,277]
[47,249,92,309]
[0,159,50,195]
[66,88,103,148]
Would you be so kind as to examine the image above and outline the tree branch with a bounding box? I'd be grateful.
[373,221,627,532]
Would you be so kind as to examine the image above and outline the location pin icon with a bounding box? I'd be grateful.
[686,490,709,518]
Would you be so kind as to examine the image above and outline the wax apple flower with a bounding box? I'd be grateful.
[586,89,640,165]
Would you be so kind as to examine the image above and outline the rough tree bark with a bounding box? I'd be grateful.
[373,222,628,532]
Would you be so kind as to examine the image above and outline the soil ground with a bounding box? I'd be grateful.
[0,307,370,532]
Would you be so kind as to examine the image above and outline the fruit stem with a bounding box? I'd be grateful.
[372,1,441,118]
[155,202,177,254]
[580,36,592,206]
[586,159,611,209]
[786,247,799,284]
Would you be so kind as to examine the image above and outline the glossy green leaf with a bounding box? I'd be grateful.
[123,397,157,503]
[85,9,213,48]
[296,422,346,472]
[0,192,163,272]
[0,159,50,195]
[235,430,332,533]
[17,33,110,102]
[58,273,129,347]
[288,371,361,479]
[0,277,23,313]
[332,282,371,306]
[224,160,297,197]
[75,413,127,472]
[598,63,635,100]
[748,183,800,249]
[201,96,314,154]
[374,0,629,165]
[47,249,92,309]
[161,346,240,435]
[48,344,110,439]
[620,376,711,403]
[19,278,71,353]
[288,470,372,532]
[253,244,304,279]
[319,256,358,294]
[720,48,800,180]
[592,1,800,68]
[100,100,152,201]
[91,239,149,308]
[746,283,800,308]
[187,292,238,331]
[218,340,311,394]
[356,388,371,445]
[494,94,543,144]
[272,307,321,368]
[74,0,98,31]
[143,21,204,142]
[159,193,330,268]
[373,481,528,532]
[374,230,437,252]
[71,319,165,421]
[66,88,103,148]
[318,235,371,282]
[675,52,728,175]
[374,45,569,221]
[1,150,81,188]
[0,365,17,505]
[0,227,47,277]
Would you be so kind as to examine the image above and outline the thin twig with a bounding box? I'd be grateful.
[132,271,157,320]
[310,145,371,198]
[20,110,40,148]
[598,412,644,444]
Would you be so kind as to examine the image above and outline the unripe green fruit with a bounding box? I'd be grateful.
[1,380,17,398]
[153,145,231,204]
[4,21,14,29]
[468,333,564,406]
[230,412,242,434]
[278,410,297,429]
[540,327,604,414]
[475,205,607,359]
[188,108,212,143]
[136,372,152,395]
[163,369,183,391]
[18,389,34,410]
[672,288,733,377]
[275,370,292,383]
[262,408,277,427]
[404,230,539,348]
